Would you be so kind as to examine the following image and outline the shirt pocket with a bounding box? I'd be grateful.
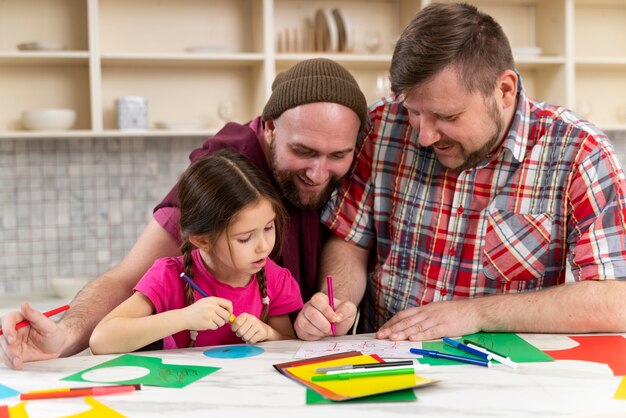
[482,209,553,291]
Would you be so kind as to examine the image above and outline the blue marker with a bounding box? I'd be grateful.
[442,337,492,360]
[179,272,209,297]
[409,348,491,367]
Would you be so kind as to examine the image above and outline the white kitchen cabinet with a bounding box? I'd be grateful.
[0,0,623,138]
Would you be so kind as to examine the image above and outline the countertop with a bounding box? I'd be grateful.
[0,294,69,317]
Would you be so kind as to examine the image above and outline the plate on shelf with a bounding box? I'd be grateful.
[17,41,66,51]
[184,44,232,54]
[314,9,338,52]
[512,46,543,57]
[332,8,353,53]
[155,120,206,130]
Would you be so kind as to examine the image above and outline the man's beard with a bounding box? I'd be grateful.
[269,142,341,210]
[443,97,504,172]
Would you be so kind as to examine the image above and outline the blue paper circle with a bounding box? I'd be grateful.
[203,345,265,359]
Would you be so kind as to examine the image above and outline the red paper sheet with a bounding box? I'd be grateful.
[545,335,626,376]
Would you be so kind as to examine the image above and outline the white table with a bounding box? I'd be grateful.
[1,333,625,417]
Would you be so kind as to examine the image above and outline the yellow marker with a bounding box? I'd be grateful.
[28,388,71,394]
[229,314,236,323]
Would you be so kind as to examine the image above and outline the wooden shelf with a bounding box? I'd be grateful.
[575,57,626,68]
[100,53,265,68]
[0,52,89,66]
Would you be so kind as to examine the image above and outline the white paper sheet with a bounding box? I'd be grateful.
[294,338,421,359]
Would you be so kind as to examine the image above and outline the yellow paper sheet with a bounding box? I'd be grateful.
[285,354,435,401]
[614,376,626,400]
[9,396,126,417]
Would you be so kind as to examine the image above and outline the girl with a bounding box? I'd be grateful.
[90,149,303,353]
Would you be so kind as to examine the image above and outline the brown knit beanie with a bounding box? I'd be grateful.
[262,58,368,129]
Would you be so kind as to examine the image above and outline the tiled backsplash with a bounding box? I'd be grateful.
[2,131,626,296]
[0,136,204,295]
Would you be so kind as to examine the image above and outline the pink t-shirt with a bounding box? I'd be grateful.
[134,249,303,349]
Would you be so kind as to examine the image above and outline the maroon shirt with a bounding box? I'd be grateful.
[153,117,321,302]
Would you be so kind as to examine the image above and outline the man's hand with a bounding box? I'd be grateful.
[0,302,67,370]
[294,292,357,340]
[376,299,482,342]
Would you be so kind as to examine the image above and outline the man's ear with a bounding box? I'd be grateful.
[264,119,276,144]
[498,69,518,109]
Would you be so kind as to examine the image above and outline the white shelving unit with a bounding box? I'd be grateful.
[1,0,625,139]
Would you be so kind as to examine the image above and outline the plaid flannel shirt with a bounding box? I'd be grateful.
[322,79,626,332]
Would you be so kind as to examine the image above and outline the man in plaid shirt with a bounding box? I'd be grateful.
[295,3,626,341]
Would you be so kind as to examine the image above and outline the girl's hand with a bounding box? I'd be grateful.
[230,313,270,344]
[184,297,233,331]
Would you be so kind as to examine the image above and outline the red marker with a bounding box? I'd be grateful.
[20,384,141,400]
[327,275,336,336]
[0,305,70,336]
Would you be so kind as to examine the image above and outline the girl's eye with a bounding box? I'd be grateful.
[264,224,274,232]
[237,236,251,244]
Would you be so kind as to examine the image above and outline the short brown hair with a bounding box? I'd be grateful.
[390,2,515,97]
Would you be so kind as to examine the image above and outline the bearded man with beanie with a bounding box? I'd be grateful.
[1,59,368,369]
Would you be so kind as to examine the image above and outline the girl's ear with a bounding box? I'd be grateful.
[188,234,210,250]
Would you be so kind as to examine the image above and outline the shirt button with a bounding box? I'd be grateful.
[458,206,464,214]
[450,247,456,256]
[441,288,448,296]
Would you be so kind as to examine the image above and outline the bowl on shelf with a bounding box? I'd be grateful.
[50,277,90,299]
[21,108,76,130]
[17,40,66,51]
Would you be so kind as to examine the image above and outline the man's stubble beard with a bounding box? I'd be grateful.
[269,141,342,211]
[455,97,504,172]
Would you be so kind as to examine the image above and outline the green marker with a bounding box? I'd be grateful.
[311,367,416,381]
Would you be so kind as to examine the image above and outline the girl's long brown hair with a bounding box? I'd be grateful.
[176,149,286,345]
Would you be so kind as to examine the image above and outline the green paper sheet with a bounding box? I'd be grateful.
[63,354,219,388]
[420,333,554,366]
[306,388,417,404]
